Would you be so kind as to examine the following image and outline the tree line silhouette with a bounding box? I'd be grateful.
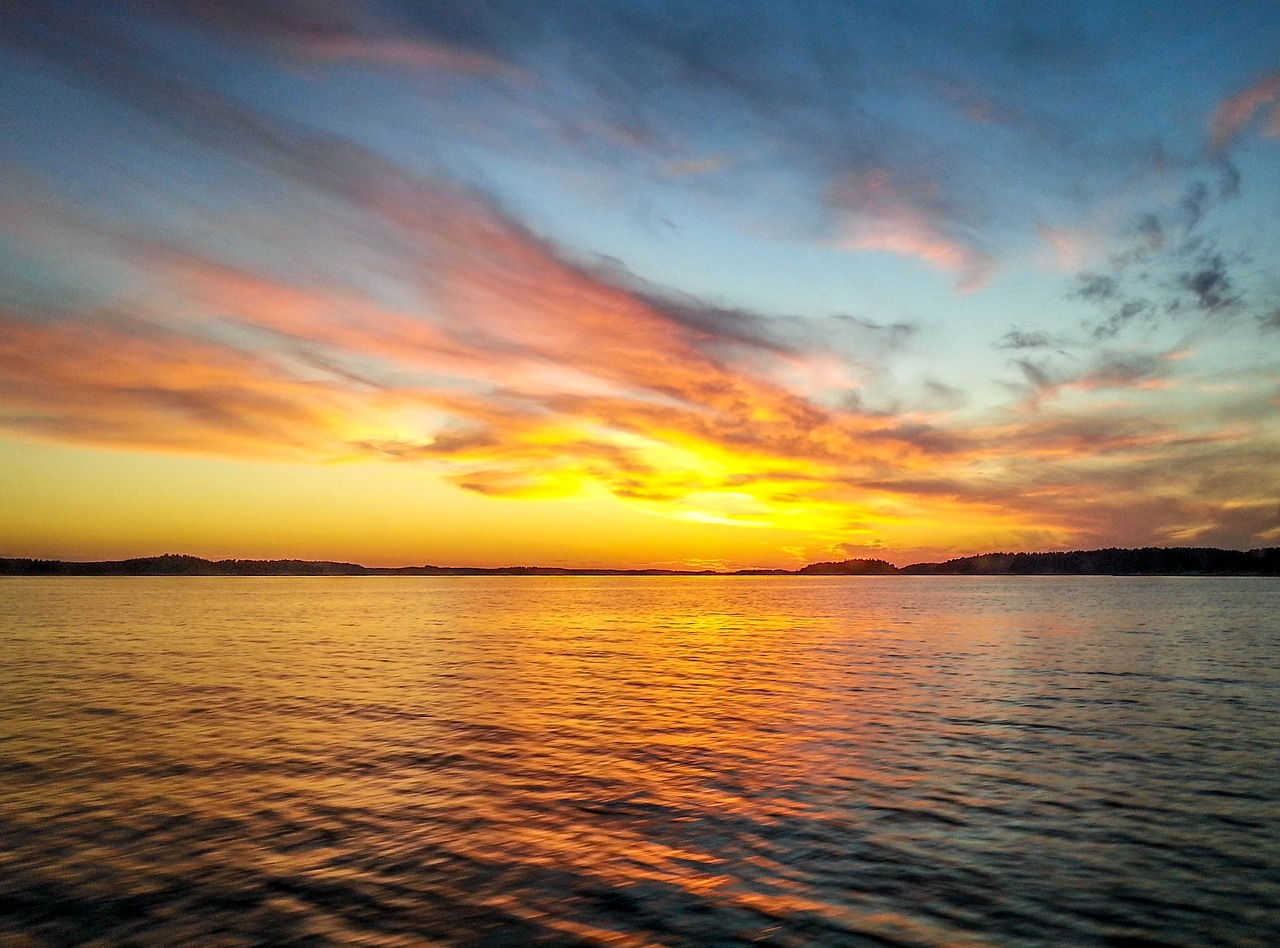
[2,548,1277,576]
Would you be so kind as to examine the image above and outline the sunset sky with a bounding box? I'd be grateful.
[2,1,1279,568]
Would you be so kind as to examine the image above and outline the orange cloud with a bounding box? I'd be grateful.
[0,310,353,457]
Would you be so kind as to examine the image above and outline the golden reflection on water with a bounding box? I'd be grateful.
[1,576,1278,946]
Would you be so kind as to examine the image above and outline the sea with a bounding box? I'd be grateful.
[1,576,1277,947]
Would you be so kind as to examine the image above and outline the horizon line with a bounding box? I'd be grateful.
[3,546,1278,577]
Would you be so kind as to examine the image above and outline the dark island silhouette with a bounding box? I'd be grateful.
[2,547,1278,576]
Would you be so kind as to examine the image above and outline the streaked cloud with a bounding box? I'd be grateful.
[0,307,350,457]
[0,178,979,536]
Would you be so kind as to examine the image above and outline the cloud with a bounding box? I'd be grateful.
[1209,71,1280,153]
[295,35,516,76]
[0,307,351,457]
[138,0,365,44]
[1009,348,1182,406]
[997,330,1055,350]
[936,79,1022,126]
[1060,168,1251,341]
[828,169,991,289]
[147,0,521,77]
[1177,252,1239,313]
[4,196,1275,554]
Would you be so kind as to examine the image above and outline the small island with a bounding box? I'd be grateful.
[2,547,1278,577]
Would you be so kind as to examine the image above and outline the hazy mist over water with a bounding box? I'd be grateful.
[1,577,1278,946]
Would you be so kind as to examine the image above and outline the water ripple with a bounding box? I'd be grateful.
[1,576,1277,945]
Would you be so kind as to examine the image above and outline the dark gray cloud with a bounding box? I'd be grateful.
[1075,273,1118,305]
[1177,251,1239,313]
[1065,167,1253,342]
[1015,358,1054,391]
[997,330,1054,350]
[1010,348,1174,403]
[1083,352,1171,389]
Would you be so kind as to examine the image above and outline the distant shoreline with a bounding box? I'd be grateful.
[2,547,1278,577]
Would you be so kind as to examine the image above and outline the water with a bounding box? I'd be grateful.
[1,576,1277,946]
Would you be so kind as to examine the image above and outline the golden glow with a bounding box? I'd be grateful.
[2,142,1276,566]
[0,429,1077,569]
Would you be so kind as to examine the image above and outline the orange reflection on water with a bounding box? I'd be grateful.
[2,576,1278,945]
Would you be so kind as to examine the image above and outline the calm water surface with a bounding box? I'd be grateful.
[1,577,1277,946]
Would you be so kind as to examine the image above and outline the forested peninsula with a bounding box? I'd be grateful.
[2,547,1278,576]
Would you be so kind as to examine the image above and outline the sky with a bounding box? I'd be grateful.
[1,0,1279,569]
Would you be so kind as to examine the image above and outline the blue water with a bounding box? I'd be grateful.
[1,576,1277,946]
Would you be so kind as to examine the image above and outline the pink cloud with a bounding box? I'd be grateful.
[828,169,991,291]
[1209,71,1280,152]
[168,0,514,77]
[297,36,517,78]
